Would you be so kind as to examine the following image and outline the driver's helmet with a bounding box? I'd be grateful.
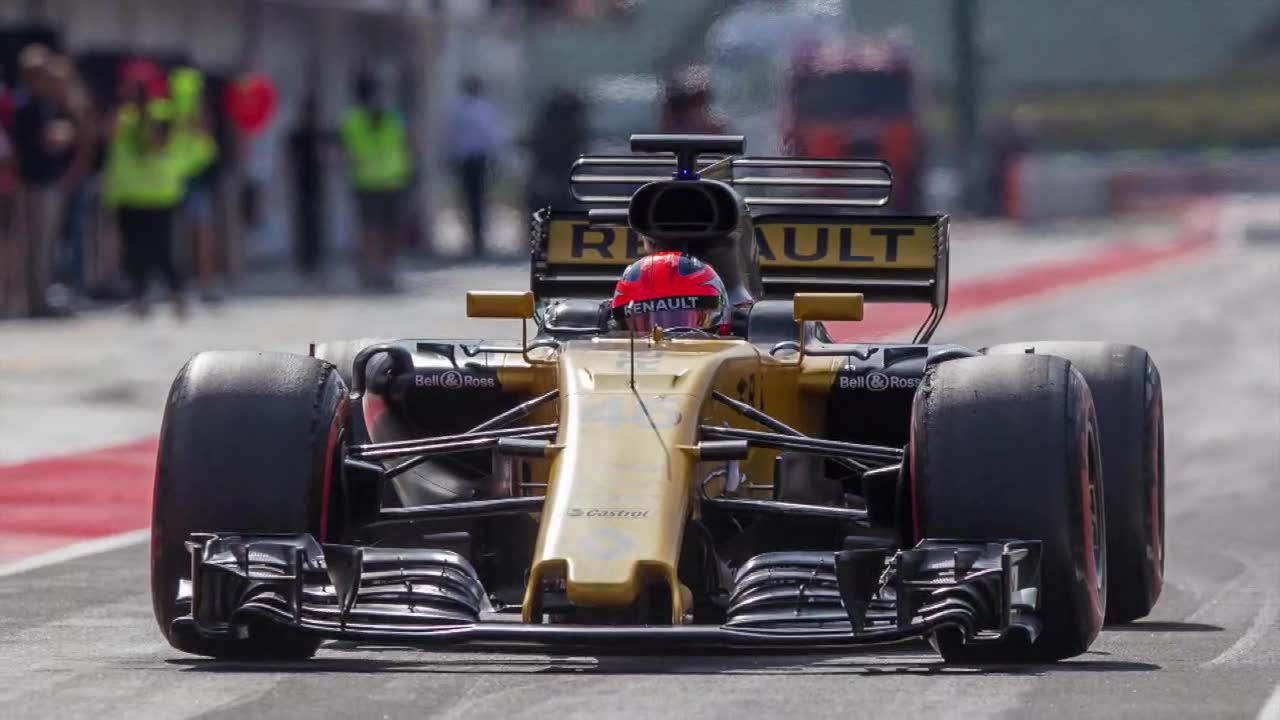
[611,252,727,333]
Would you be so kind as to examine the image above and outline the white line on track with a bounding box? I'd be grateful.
[1198,550,1280,667]
[1258,682,1280,720]
[0,528,149,579]
[1185,554,1252,625]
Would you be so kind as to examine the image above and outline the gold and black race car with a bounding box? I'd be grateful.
[151,135,1165,662]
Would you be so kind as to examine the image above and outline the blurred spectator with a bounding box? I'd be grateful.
[0,124,18,317]
[46,54,97,298]
[448,76,504,258]
[341,71,412,289]
[80,58,169,303]
[119,58,169,102]
[103,97,189,317]
[526,89,586,215]
[0,83,15,130]
[288,94,333,280]
[170,66,222,302]
[12,44,83,317]
[984,107,1037,218]
[660,68,727,135]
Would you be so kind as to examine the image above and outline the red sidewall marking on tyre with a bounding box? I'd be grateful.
[318,399,350,543]
[907,409,921,544]
[1082,425,1104,627]
[0,202,1222,566]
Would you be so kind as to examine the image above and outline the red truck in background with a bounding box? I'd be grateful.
[785,40,923,212]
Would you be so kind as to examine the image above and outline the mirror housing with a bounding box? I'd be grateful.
[465,291,553,367]
[793,293,865,323]
[467,291,535,320]
[789,293,864,366]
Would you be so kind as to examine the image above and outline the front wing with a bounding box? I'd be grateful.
[173,533,1042,652]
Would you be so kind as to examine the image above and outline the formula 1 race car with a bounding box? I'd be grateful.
[151,135,1165,662]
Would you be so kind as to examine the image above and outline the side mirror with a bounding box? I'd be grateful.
[793,293,864,323]
[467,291,535,320]
[789,293,864,365]
[465,291,552,366]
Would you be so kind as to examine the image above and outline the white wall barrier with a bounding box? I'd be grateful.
[1008,151,1280,221]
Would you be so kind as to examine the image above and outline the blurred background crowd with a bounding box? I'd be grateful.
[0,0,1277,320]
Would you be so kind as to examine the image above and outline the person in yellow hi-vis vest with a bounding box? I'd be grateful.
[170,66,222,301]
[341,71,412,290]
[104,98,192,317]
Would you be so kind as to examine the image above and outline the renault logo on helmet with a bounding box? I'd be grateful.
[624,297,700,317]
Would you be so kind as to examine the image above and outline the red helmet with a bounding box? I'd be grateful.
[612,252,727,332]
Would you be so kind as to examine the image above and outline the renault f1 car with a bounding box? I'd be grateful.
[152,135,1165,662]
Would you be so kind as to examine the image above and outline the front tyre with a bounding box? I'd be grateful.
[911,354,1106,662]
[151,351,348,659]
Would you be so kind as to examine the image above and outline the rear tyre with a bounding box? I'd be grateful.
[911,354,1106,662]
[313,338,388,443]
[151,351,348,659]
[312,337,389,390]
[987,342,1164,623]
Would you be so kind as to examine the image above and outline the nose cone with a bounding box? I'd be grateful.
[525,345,697,618]
[521,337,759,622]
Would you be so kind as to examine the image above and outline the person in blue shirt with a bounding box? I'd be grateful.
[448,76,504,258]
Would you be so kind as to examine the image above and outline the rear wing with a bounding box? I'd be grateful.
[529,210,950,341]
[532,139,950,341]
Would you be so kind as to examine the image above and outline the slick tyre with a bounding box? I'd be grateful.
[151,351,348,659]
[911,354,1106,662]
[313,338,388,443]
[986,342,1164,623]
[312,337,388,390]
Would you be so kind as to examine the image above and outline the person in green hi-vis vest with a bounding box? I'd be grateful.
[103,96,195,317]
[341,71,412,290]
[169,66,222,302]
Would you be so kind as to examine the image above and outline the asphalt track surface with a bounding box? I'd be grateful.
[1,206,1278,718]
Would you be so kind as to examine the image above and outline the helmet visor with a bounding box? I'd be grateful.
[624,308,716,332]
[614,295,721,332]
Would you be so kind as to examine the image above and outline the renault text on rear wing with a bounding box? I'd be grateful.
[546,218,938,270]
[533,211,947,305]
